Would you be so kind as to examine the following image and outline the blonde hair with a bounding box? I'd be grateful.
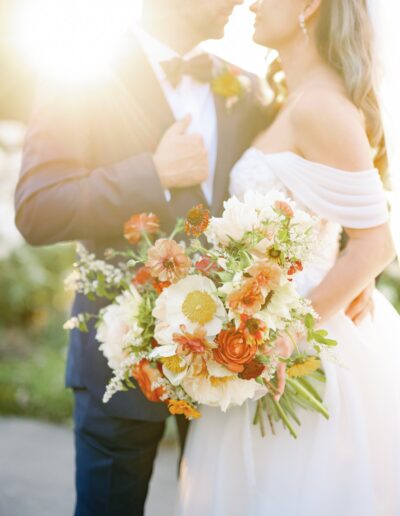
[267,0,387,181]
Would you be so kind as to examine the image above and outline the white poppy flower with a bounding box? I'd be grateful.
[206,196,259,246]
[182,375,266,412]
[152,275,227,347]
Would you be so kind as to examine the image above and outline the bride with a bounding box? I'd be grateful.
[175,0,400,515]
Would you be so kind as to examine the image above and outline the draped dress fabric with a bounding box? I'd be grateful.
[175,149,400,516]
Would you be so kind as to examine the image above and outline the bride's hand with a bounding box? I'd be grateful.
[274,334,295,402]
[345,280,375,325]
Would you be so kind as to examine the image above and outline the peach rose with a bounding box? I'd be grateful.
[213,328,257,373]
[132,359,165,402]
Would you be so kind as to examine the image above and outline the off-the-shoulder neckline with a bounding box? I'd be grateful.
[249,147,378,175]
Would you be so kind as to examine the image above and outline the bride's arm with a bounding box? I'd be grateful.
[292,89,396,323]
[309,224,395,322]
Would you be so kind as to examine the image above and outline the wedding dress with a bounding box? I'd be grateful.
[175,149,400,516]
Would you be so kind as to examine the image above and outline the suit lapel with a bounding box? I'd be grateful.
[114,32,207,217]
[211,94,244,216]
[114,32,176,150]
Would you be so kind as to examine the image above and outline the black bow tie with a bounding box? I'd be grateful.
[160,54,214,88]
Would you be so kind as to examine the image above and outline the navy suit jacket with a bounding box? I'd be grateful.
[15,34,268,421]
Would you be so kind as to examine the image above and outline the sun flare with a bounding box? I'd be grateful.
[11,0,143,83]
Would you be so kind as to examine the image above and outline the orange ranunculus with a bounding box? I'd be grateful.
[274,200,294,218]
[213,328,257,373]
[185,204,210,237]
[124,213,160,244]
[146,239,191,283]
[132,359,165,402]
[248,261,281,290]
[168,400,201,419]
[227,278,265,315]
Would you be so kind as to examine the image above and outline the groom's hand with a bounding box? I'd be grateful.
[153,115,209,190]
[345,280,375,325]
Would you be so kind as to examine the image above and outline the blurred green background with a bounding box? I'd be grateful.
[0,121,400,425]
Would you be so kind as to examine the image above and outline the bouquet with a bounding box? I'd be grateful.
[65,190,336,438]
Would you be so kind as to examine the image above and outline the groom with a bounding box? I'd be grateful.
[14,0,374,514]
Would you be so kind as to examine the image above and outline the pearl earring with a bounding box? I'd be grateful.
[299,13,309,42]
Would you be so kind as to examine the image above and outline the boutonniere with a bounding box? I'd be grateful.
[211,64,251,111]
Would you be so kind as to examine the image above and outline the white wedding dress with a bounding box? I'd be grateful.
[175,149,400,516]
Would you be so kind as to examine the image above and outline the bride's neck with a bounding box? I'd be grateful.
[278,38,340,96]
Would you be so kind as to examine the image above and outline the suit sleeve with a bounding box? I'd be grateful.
[14,83,170,246]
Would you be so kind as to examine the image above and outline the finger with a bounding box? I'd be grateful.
[170,114,192,135]
[353,299,374,326]
[274,362,286,401]
[345,292,366,319]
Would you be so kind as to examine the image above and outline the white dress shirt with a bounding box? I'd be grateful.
[134,26,218,205]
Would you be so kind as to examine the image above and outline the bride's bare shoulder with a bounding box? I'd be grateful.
[290,88,373,171]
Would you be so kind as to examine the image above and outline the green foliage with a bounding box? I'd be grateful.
[0,244,75,422]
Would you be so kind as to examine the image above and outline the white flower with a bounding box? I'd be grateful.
[96,287,143,371]
[63,316,80,330]
[152,275,227,353]
[259,281,300,331]
[182,375,266,412]
[206,196,259,246]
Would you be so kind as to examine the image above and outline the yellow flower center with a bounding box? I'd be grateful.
[161,355,186,374]
[182,290,217,325]
[209,375,235,387]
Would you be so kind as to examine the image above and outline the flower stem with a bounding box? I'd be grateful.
[287,378,329,419]
[271,397,298,439]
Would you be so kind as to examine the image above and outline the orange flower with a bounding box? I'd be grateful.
[274,200,294,218]
[288,260,304,277]
[239,314,267,346]
[213,327,257,373]
[132,266,152,287]
[152,279,172,294]
[248,261,281,290]
[168,400,201,419]
[132,359,165,402]
[185,204,210,237]
[146,239,191,283]
[124,213,160,244]
[195,256,220,276]
[240,359,265,380]
[227,278,265,315]
[173,325,209,354]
